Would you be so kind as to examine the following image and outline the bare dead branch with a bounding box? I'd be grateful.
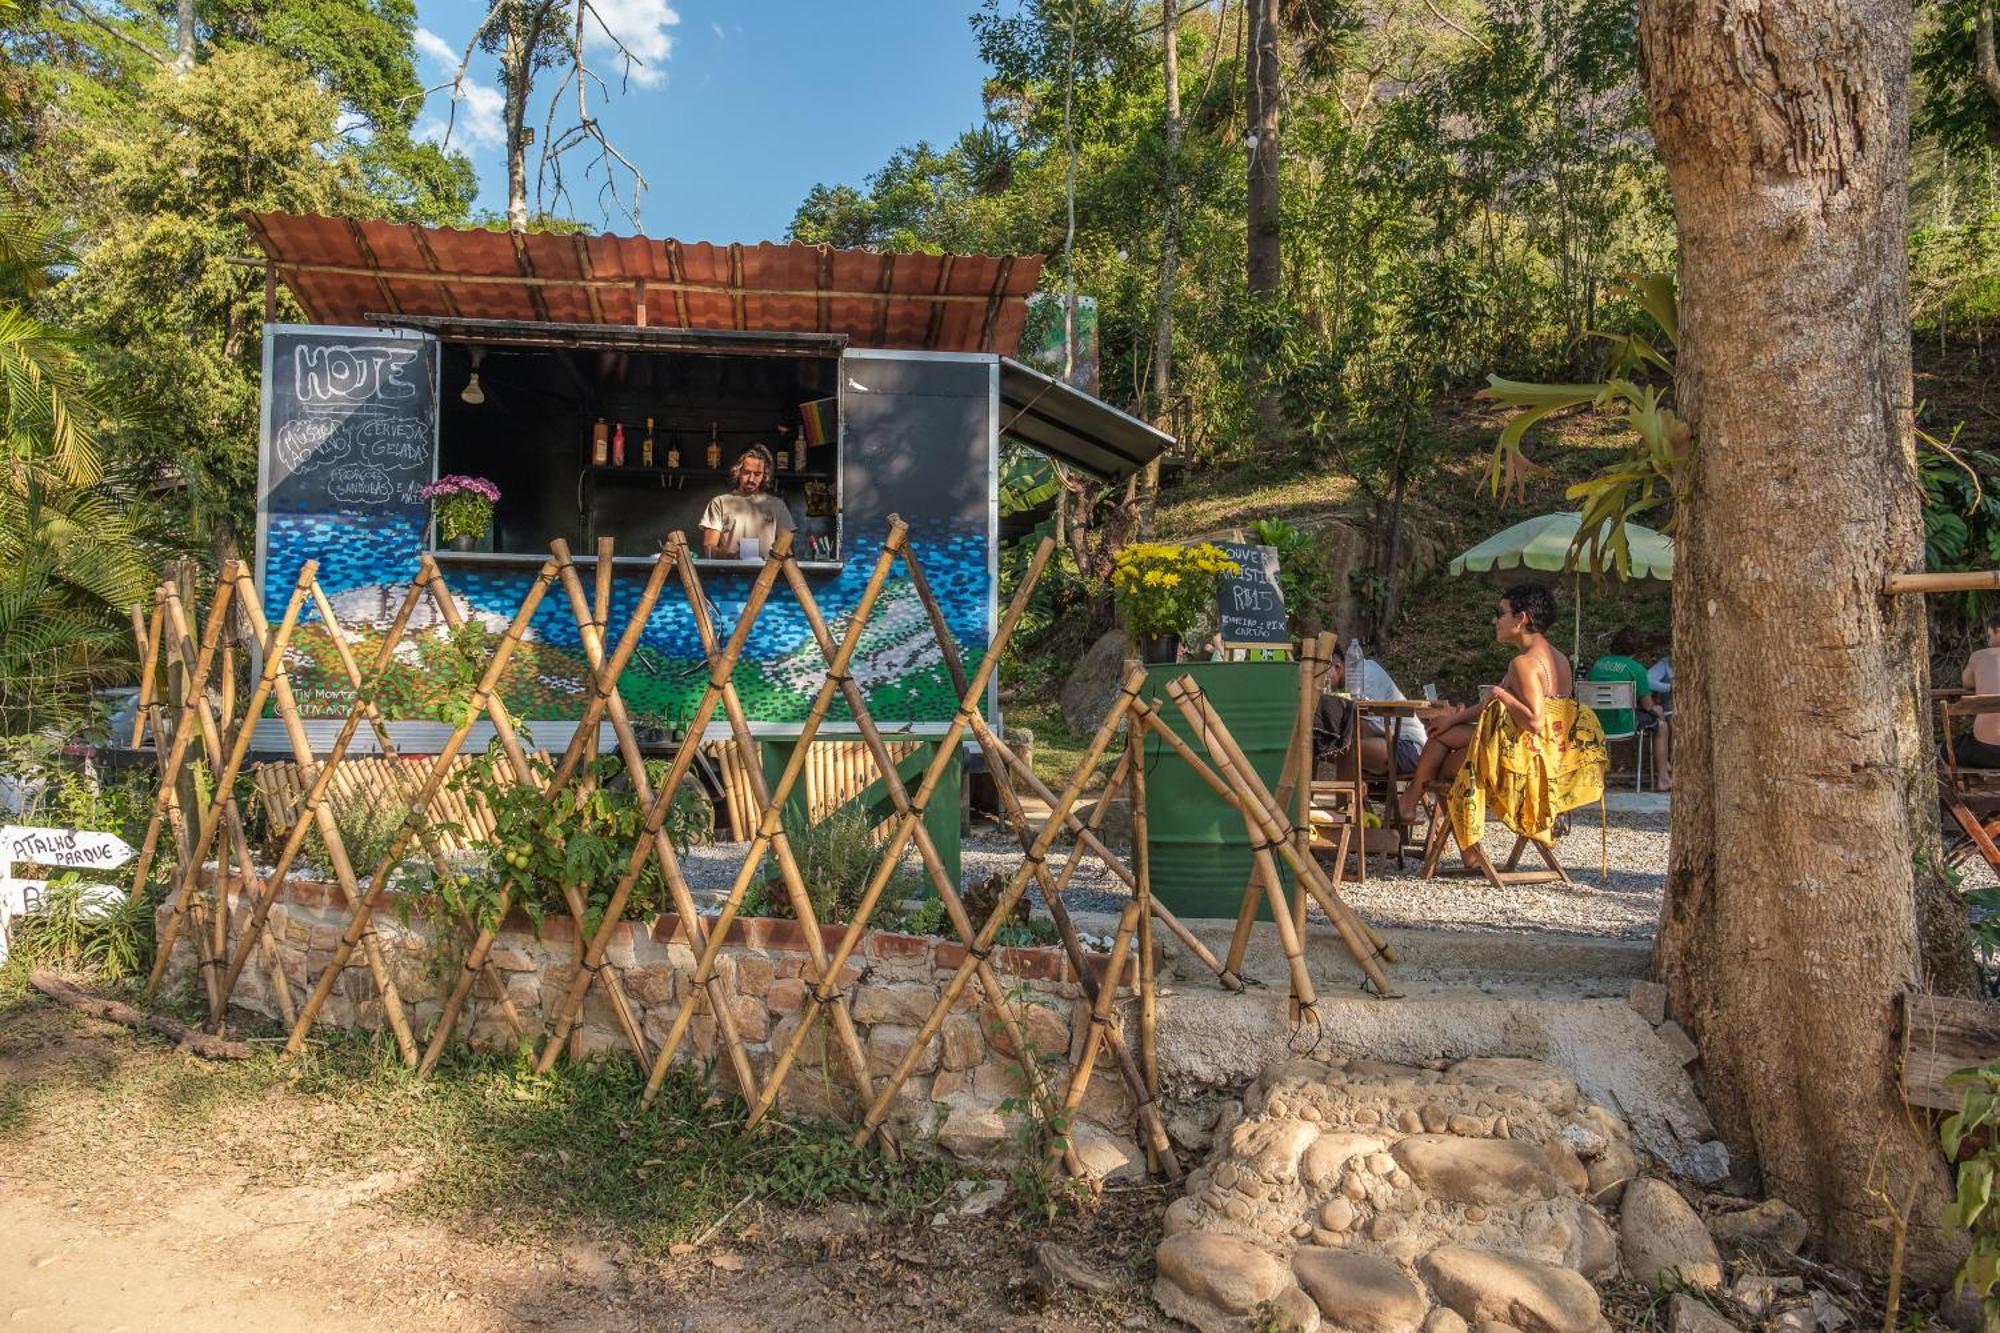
[49,0,172,67]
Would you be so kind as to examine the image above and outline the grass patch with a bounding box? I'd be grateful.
[1,985,965,1257]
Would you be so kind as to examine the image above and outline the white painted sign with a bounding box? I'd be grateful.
[0,826,137,870]
[0,826,135,963]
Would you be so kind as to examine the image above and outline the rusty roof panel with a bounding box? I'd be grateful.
[242,213,1042,352]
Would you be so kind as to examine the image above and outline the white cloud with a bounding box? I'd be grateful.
[710,20,724,39]
[585,0,679,87]
[413,26,506,152]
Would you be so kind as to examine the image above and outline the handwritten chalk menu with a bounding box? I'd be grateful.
[261,327,437,517]
[1215,541,1289,647]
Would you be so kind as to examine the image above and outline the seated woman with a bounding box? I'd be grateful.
[1393,583,1572,836]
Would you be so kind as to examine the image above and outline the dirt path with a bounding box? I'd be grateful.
[0,996,1173,1333]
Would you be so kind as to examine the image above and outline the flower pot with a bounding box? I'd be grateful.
[1135,631,1182,664]
[447,533,476,552]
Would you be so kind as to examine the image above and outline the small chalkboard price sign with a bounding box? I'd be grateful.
[1215,541,1288,649]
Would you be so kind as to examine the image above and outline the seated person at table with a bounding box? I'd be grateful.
[1960,614,2000,768]
[1586,628,1671,791]
[1319,652,1428,776]
[1394,583,1573,828]
[700,444,795,559]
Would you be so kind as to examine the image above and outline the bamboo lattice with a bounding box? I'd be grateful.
[124,518,1395,1179]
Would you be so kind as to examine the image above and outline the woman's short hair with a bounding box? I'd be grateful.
[732,444,776,489]
[1502,583,1558,635]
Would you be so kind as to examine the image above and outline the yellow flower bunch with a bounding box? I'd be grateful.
[1112,541,1241,638]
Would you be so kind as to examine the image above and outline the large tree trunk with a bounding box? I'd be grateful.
[1246,0,1282,439]
[1639,0,1964,1282]
[1144,0,1182,531]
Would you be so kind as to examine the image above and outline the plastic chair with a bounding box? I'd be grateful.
[1575,677,1646,792]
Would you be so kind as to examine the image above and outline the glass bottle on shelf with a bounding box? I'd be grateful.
[774,446,790,470]
[642,417,655,468]
[705,423,721,470]
[666,437,681,469]
[612,421,626,467]
[591,418,609,466]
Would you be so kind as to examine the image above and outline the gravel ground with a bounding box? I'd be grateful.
[678,806,1670,942]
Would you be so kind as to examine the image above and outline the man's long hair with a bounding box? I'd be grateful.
[732,444,776,492]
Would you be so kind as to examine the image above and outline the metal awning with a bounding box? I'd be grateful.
[999,357,1174,480]
[241,212,1042,353]
[366,313,845,358]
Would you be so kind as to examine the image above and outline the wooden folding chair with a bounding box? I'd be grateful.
[1938,693,2000,875]
[1414,778,1571,888]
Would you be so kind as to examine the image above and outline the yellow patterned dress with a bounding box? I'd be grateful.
[1446,696,1609,854]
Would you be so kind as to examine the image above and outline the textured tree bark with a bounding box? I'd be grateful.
[1145,0,1182,530]
[1246,0,1282,437]
[1640,0,1964,1281]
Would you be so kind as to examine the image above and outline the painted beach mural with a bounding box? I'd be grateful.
[257,332,995,742]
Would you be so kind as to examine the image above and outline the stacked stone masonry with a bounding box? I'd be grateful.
[160,873,1145,1163]
[1155,1055,1646,1333]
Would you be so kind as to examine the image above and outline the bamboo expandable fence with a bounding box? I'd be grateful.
[123,521,1395,1179]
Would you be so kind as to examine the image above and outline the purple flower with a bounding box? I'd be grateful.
[420,474,502,503]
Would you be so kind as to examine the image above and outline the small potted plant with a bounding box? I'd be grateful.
[422,474,500,551]
[1112,541,1239,663]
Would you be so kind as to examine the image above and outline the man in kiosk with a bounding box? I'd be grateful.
[699,444,796,560]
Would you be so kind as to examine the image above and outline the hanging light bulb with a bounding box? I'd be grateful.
[461,346,486,405]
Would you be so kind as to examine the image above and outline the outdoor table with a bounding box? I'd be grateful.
[1351,697,1433,871]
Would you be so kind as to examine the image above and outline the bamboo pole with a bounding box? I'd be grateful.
[419,561,651,1066]
[284,560,558,1055]
[129,589,192,903]
[1129,706,1160,1173]
[126,582,223,904]
[416,542,685,1075]
[530,541,763,1100]
[143,575,242,1012]
[129,599,161,748]
[983,740,1176,1172]
[891,537,1174,1170]
[741,538,1058,1128]
[1052,900,1140,1167]
[659,544,886,1109]
[640,531,903,1111]
[852,665,1145,1147]
[1886,571,2000,594]
[217,567,422,1058]
[147,565,309,1008]
[215,575,433,1027]
[1165,680,1395,996]
[746,546,1072,1150]
[965,717,1240,990]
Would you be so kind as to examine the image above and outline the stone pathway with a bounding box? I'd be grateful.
[1154,1055,1641,1333]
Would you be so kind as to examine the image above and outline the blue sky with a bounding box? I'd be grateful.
[410,0,994,241]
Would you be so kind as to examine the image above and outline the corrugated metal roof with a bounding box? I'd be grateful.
[1000,357,1173,480]
[240,212,1044,354]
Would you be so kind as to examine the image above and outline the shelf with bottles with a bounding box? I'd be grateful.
[581,463,833,482]
[585,416,821,475]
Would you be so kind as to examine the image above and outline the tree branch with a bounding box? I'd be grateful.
[1421,0,1492,54]
[49,0,172,68]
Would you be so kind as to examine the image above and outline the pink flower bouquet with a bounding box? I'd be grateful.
[421,474,501,544]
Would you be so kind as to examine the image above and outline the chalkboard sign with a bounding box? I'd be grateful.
[259,326,437,522]
[1215,541,1288,648]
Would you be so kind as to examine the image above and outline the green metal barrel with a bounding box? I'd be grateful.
[1141,661,1298,919]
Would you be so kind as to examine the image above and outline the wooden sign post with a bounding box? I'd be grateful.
[0,826,137,962]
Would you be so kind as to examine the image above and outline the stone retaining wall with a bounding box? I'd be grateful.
[159,874,1145,1167]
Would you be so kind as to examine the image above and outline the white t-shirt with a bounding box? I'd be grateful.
[699,491,795,556]
[1355,658,1427,747]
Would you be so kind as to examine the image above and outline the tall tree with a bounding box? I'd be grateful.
[1146,0,1182,525]
[1246,0,1282,436]
[1639,0,1962,1278]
